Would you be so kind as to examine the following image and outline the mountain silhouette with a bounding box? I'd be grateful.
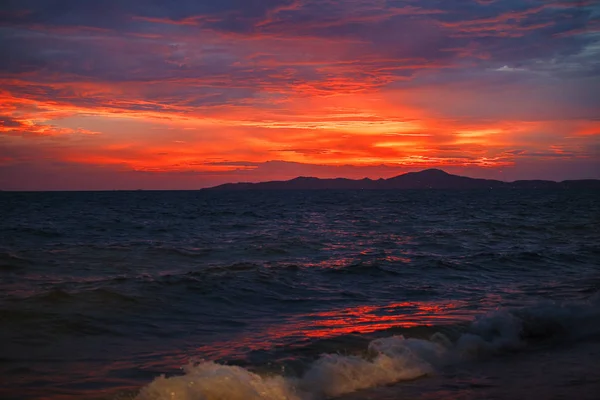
[204,169,600,190]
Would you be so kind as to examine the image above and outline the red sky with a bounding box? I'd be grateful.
[1,0,599,190]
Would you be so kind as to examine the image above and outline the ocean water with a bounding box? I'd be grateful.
[1,189,599,400]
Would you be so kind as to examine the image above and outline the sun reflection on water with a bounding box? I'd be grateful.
[195,299,474,360]
[294,300,472,337]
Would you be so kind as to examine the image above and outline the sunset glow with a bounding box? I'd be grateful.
[1,0,599,189]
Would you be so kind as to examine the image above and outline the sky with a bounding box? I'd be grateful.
[0,0,599,190]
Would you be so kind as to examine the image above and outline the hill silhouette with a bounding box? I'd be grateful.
[204,169,600,190]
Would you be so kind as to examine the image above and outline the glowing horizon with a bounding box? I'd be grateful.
[1,0,599,190]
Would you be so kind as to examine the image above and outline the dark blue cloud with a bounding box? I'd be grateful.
[0,0,598,113]
[0,0,296,29]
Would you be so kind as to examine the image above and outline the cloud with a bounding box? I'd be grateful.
[0,0,599,188]
[1,0,596,103]
[0,114,98,136]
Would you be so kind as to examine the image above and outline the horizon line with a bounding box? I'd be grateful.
[5,168,598,192]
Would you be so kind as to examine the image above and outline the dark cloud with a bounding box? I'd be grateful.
[205,161,263,166]
[0,115,23,128]
[0,0,598,117]
[0,0,297,29]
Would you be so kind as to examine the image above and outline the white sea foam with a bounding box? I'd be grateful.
[135,361,300,400]
[134,334,450,400]
[135,300,600,400]
[134,334,493,400]
[298,336,442,398]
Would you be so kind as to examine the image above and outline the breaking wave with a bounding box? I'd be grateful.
[135,295,600,400]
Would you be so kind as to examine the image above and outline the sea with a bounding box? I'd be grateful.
[1,189,599,400]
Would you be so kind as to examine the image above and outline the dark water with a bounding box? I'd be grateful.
[1,189,599,400]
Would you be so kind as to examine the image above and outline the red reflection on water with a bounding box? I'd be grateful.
[195,300,475,360]
[309,251,413,269]
[298,300,471,338]
[315,235,415,268]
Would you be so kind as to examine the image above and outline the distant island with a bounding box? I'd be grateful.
[204,169,600,191]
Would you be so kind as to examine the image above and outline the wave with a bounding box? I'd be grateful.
[135,336,439,400]
[134,295,600,400]
[7,226,63,238]
[321,261,398,276]
[0,251,30,270]
[17,287,141,306]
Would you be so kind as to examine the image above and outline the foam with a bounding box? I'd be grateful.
[299,336,441,398]
[135,298,600,400]
[135,361,300,400]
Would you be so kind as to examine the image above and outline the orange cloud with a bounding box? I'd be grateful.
[2,76,596,180]
[1,0,598,189]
